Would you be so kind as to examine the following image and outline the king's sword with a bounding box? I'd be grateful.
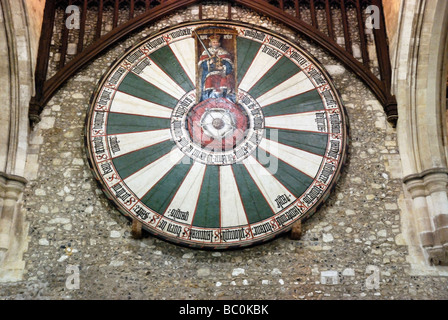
[194,30,223,68]
[194,30,213,59]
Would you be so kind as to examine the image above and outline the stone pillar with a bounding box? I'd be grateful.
[403,169,448,265]
[405,177,435,249]
[425,172,448,264]
[0,175,5,263]
[0,173,27,282]
[0,0,39,281]
[0,174,26,252]
[392,0,448,268]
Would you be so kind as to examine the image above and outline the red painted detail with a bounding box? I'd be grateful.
[187,98,249,151]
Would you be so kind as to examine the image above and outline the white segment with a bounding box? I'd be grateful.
[111,91,172,118]
[238,48,279,92]
[265,112,322,132]
[170,38,196,85]
[258,138,322,178]
[163,162,207,225]
[124,148,185,198]
[109,129,171,158]
[138,60,186,100]
[219,165,248,227]
[257,72,315,107]
[242,156,294,213]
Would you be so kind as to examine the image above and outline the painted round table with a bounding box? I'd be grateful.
[85,22,347,249]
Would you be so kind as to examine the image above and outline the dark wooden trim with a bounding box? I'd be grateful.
[309,0,318,28]
[32,0,56,105]
[290,220,302,240]
[355,0,369,66]
[371,0,392,87]
[340,0,353,55]
[77,0,88,53]
[131,218,143,239]
[95,0,104,41]
[234,0,388,102]
[58,0,72,70]
[30,0,397,126]
[31,0,201,119]
[130,0,135,20]
[295,0,300,18]
[371,0,397,123]
[325,0,335,40]
[113,0,120,28]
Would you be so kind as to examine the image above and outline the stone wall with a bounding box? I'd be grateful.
[1,3,448,299]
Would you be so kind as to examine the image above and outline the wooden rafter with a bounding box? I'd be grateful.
[30,0,397,126]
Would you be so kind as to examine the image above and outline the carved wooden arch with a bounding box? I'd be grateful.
[30,0,397,126]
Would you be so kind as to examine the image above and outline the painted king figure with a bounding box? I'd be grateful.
[198,34,235,102]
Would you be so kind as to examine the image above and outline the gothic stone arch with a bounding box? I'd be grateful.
[394,0,448,268]
[0,0,35,282]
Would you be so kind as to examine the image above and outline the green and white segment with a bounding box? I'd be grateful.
[86,22,347,249]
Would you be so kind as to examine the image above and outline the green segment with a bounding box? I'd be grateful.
[112,140,174,180]
[272,157,315,198]
[262,89,324,116]
[118,72,178,108]
[231,164,274,224]
[149,45,195,93]
[192,166,220,228]
[106,113,170,135]
[141,156,192,213]
[237,37,262,84]
[255,148,315,198]
[248,56,300,99]
[265,128,328,156]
